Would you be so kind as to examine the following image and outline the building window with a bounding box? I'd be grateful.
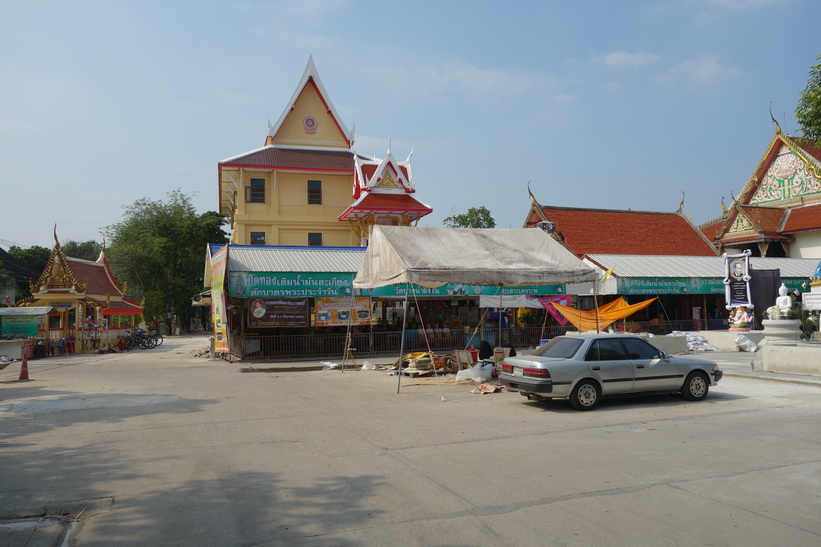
[246,178,265,203]
[308,232,322,246]
[308,180,322,205]
[250,232,266,245]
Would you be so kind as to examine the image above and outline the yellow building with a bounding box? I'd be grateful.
[17,235,142,352]
[218,56,431,246]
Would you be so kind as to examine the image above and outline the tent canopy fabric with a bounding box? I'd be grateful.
[353,226,598,289]
[550,297,657,332]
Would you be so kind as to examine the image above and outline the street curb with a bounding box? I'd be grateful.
[722,371,821,387]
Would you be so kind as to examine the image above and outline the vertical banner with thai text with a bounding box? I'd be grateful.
[211,245,229,353]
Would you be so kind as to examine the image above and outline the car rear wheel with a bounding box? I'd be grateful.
[570,379,601,410]
[682,371,709,401]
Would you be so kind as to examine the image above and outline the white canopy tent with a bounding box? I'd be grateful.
[354,226,597,289]
[353,226,598,391]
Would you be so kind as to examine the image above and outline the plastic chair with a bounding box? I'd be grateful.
[65,336,76,355]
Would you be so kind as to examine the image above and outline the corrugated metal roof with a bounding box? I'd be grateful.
[227,246,366,273]
[585,254,818,278]
[0,306,56,316]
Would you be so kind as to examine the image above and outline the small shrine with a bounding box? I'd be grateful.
[338,146,433,245]
[15,232,142,352]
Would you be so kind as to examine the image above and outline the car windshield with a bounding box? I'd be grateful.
[531,337,584,359]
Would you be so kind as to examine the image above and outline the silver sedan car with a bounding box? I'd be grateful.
[499,333,723,410]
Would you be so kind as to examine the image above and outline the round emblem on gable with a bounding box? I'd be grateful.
[303,116,318,134]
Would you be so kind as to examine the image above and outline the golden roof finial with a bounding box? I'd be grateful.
[770,102,782,135]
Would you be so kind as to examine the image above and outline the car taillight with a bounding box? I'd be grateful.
[524,368,550,379]
[501,364,513,374]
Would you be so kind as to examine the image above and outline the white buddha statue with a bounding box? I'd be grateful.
[775,284,792,315]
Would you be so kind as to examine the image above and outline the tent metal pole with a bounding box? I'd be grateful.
[499,283,503,349]
[396,285,409,394]
[341,294,356,373]
[594,276,601,333]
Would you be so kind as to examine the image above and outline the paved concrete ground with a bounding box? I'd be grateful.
[1,335,819,546]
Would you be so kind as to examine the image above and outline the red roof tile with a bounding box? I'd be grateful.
[339,193,432,220]
[221,147,355,172]
[739,205,787,232]
[67,258,123,296]
[782,203,821,233]
[700,218,726,242]
[526,206,718,256]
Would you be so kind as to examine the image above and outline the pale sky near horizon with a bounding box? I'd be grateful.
[1,0,819,249]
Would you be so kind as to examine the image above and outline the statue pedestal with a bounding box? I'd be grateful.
[761,319,801,343]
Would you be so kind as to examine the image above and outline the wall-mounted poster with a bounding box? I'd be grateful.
[724,251,752,309]
[315,296,371,327]
[248,298,310,328]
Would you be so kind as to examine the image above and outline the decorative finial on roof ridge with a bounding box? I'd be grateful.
[769,102,782,135]
[676,191,685,213]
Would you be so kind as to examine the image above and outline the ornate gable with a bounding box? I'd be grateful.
[32,238,86,293]
[725,208,756,237]
[264,56,352,149]
[750,143,821,206]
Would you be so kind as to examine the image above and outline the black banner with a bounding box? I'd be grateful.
[724,253,752,308]
[248,298,310,328]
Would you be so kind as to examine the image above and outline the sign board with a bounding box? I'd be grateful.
[211,245,230,353]
[248,298,310,328]
[230,272,353,298]
[315,297,371,327]
[364,283,565,297]
[0,315,40,337]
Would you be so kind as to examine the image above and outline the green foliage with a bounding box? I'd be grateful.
[796,54,821,145]
[442,206,496,228]
[7,245,50,299]
[104,189,229,333]
[62,240,102,261]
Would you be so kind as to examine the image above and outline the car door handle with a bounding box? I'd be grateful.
[636,365,645,368]
[591,366,601,370]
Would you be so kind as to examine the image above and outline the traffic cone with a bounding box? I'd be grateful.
[18,354,29,381]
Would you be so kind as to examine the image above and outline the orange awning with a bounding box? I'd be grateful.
[551,297,657,332]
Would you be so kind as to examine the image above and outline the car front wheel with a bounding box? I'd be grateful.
[570,379,601,411]
[682,372,709,401]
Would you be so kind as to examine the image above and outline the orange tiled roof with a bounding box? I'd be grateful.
[699,218,726,243]
[782,203,821,233]
[738,205,787,232]
[526,206,718,257]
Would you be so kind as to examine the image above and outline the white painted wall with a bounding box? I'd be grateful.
[791,231,821,259]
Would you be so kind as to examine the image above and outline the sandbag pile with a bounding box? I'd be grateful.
[669,331,719,352]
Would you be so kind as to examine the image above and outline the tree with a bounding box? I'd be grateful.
[7,245,50,299]
[104,190,229,334]
[796,54,821,146]
[442,206,496,228]
[62,240,103,261]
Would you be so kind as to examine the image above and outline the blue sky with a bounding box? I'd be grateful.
[1,0,819,249]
